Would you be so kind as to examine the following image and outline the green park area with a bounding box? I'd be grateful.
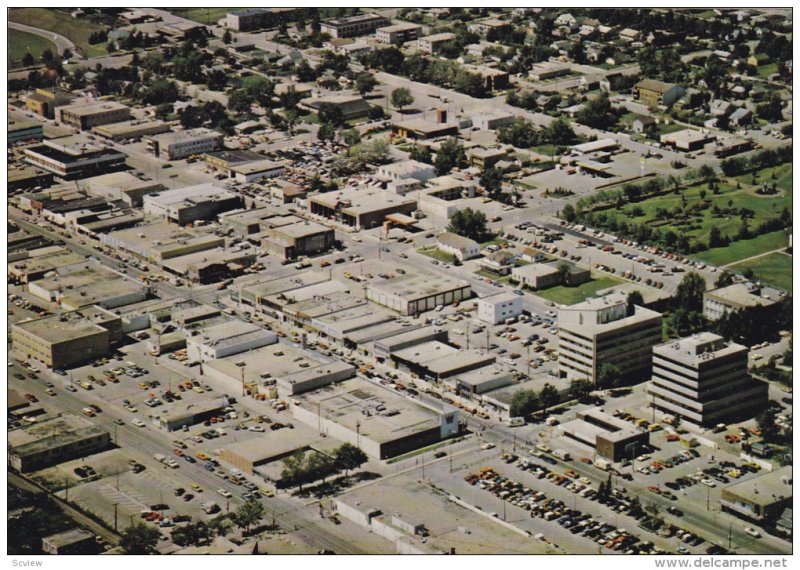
[534,274,623,306]
[171,8,245,25]
[418,246,458,263]
[9,8,107,58]
[728,252,793,293]
[8,29,56,69]
[605,162,791,265]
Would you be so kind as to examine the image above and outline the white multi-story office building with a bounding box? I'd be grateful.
[648,332,768,426]
[477,292,523,325]
[558,294,662,385]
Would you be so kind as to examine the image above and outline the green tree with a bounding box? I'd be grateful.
[231,500,265,534]
[317,122,337,141]
[355,73,378,96]
[715,271,735,288]
[539,383,560,409]
[674,272,707,313]
[434,136,466,176]
[409,144,432,164]
[510,389,540,417]
[627,290,644,315]
[597,363,621,388]
[40,48,54,64]
[341,128,361,146]
[390,87,414,111]
[756,406,780,443]
[22,52,35,67]
[480,166,503,198]
[447,208,488,242]
[334,443,368,475]
[545,117,576,146]
[227,89,253,114]
[576,93,615,129]
[561,203,577,222]
[568,378,592,402]
[222,30,233,44]
[120,523,161,554]
[171,520,212,546]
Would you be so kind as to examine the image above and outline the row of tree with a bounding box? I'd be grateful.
[280,443,368,489]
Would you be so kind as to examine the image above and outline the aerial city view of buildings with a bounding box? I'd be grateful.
[6,6,793,558]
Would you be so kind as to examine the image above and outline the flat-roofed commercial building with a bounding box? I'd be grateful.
[277,361,356,396]
[300,94,373,120]
[373,326,448,361]
[29,265,148,310]
[392,117,459,140]
[55,101,131,130]
[560,407,649,461]
[8,249,85,283]
[660,128,715,151]
[26,88,74,119]
[262,217,335,260]
[291,377,460,459]
[477,292,523,324]
[309,187,416,229]
[186,320,277,362]
[8,115,44,145]
[144,183,242,225]
[448,366,514,395]
[512,261,590,290]
[720,467,792,523]
[375,22,421,44]
[558,294,662,385]
[463,64,510,91]
[320,12,389,38]
[145,128,224,160]
[367,271,472,316]
[11,306,122,369]
[154,398,230,431]
[9,425,111,472]
[230,159,286,183]
[377,160,437,183]
[417,33,456,54]
[75,171,165,207]
[92,119,171,141]
[101,221,224,262]
[42,529,98,555]
[648,332,768,426]
[703,283,779,321]
[8,166,54,192]
[391,340,495,381]
[224,8,297,31]
[529,61,571,81]
[23,136,126,180]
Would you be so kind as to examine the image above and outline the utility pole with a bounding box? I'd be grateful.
[113,503,118,531]
[65,477,69,501]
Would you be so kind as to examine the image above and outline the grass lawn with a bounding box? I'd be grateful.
[694,230,790,266]
[8,29,56,68]
[418,246,458,263]
[9,8,107,58]
[597,163,791,260]
[728,252,793,292]
[656,122,687,135]
[757,63,779,79]
[475,269,511,282]
[170,8,245,25]
[481,237,508,247]
[534,274,623,306]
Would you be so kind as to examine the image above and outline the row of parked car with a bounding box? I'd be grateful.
[465,467,666,554]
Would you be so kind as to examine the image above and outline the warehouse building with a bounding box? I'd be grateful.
[375,22,421,44]
[261,217,336,260]
[648,332,768,426]
[720,467,792,524]
[560,407,649,462]
[8,249,85,284]
[219,424,323,476]
[74,171,165,207]
[391,340,496,381]
[29,265,148,310]
[145,128,224,160]
[23,136,127,180]
[659,128,716,151]
[154,398,231,431]
[162,248,256,285]
[186,320,277,362]
[320,12,389,38]
[92,119,171,141]
[300,94,373,120]
[309,187,416,229]
[292,377,460,459]
[9,424,111,472]
[11,306,122,369]
[102,221,224,262]
[55,100,131,130]
[229,159,286,183]
[373,326,448,362]
[143,184,242,225]
[558,294,662,385]
[366,271,472,316]
[277,361,356,396]
[8,115,44,145]
[447,366,514,396]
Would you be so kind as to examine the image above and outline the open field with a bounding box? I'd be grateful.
[693,230,790,266]
[171,8,245,25]
[728,252,793,292]
[533,274,623,306]
[9,8,107,58]
[590,163,791,263]
[8,29,56,68]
